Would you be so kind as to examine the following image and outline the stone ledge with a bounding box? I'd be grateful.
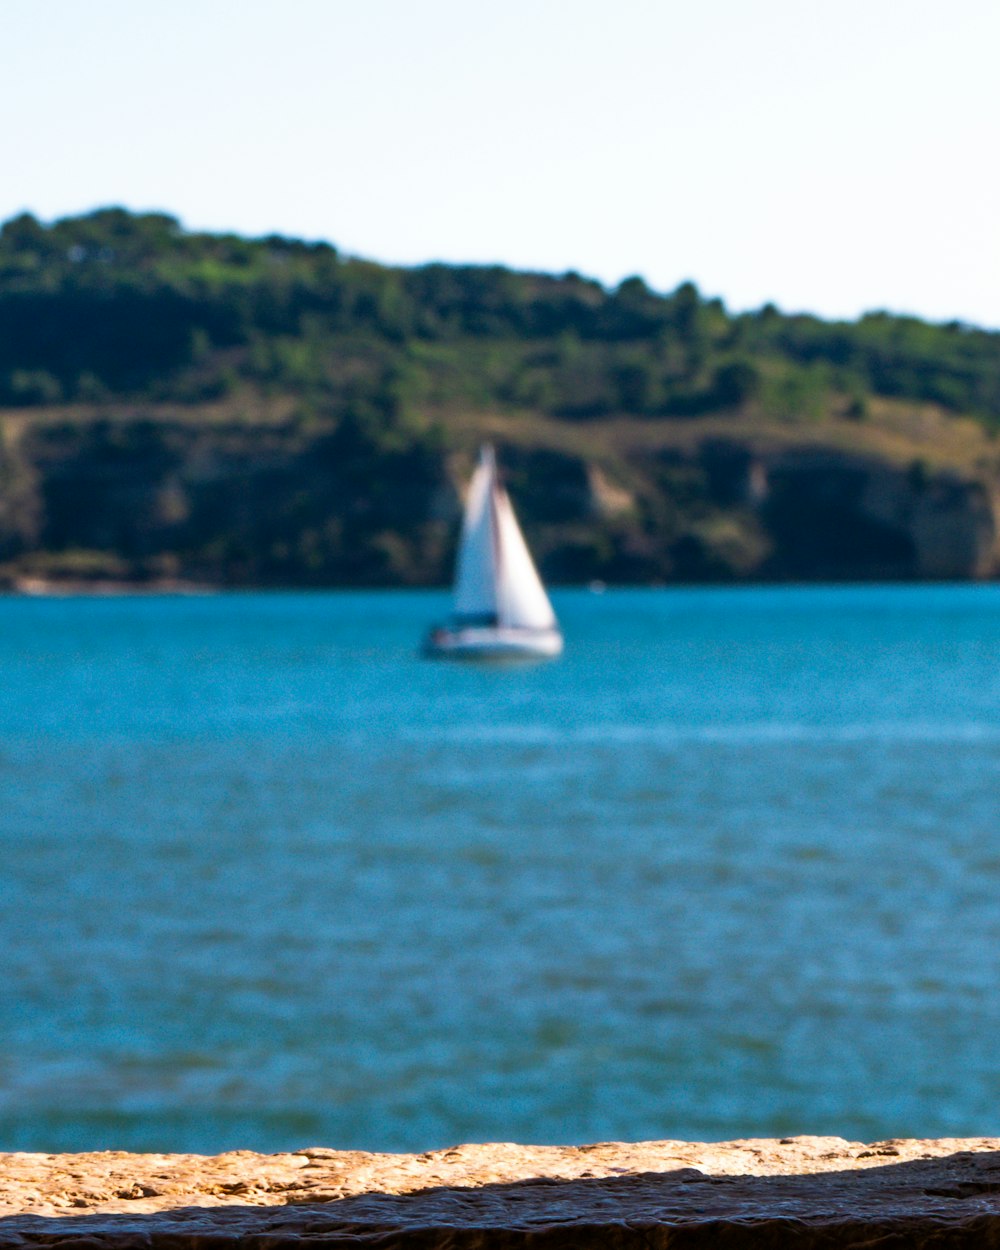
[3,1137,1000,1246]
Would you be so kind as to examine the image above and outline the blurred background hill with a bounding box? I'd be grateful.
[2,207,999,589]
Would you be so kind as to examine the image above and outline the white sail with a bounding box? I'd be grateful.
[494,486,557,630]
[451,445,557,630]
[452,447,500,619]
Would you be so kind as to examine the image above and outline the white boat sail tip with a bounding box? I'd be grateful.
[424,444,563,661]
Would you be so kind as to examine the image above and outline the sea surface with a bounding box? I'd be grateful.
[1,585,999,1154]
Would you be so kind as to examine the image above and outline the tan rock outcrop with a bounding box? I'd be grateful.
[3,1137,1000,1245]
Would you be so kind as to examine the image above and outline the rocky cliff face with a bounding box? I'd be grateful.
[0,416,459,587]
[496,437,1000,584]
[753,449,998,581]
[710,444,999,581]
[0,414,997,588]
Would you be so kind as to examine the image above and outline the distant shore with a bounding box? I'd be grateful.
[3,576,217,597]
[2,209,1000,592]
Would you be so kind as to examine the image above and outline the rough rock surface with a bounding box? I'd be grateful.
[3,1138,1000,1246]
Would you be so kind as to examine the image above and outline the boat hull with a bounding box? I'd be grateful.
[423,626,563,662]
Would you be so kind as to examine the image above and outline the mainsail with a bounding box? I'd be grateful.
[452,447,501,620]
[452,446,556,631]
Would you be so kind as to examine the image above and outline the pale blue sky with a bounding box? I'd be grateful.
[4,0,999,326]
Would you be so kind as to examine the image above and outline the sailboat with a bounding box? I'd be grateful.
[424,445,563,660]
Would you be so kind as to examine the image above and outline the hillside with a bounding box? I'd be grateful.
[2,207,999,588]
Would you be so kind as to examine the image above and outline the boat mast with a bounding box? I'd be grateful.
[485,446,509,627]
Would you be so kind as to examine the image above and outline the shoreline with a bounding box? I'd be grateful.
[2,574,999,598]
[5,576,218,597]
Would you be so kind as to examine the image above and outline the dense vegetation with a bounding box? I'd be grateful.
[4,206,1000,425]
[1,207,998,587]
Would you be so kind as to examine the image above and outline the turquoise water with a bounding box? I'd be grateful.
[1,585,999,1153]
